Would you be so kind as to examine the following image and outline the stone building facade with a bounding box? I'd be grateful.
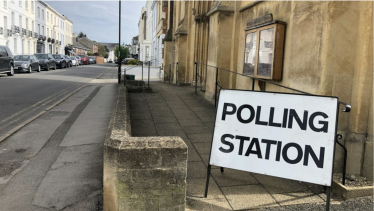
[162,1,373,179]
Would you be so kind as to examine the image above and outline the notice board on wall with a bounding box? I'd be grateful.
[209,89,339,186]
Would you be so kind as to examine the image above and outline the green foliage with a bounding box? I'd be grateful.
[114,43,129,61]
[97,44,108,57]
[104,46,109,52]
[87,51,94,56]
[78,32,85,38]
[127,59,138,65]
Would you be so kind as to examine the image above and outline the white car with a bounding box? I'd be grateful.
[70,57,79,66]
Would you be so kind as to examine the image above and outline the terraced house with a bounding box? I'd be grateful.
[0,0,73,55]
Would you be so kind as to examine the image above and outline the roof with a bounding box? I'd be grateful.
[78,37,98,46]
[98,42,118,51]
[73,39,91,50]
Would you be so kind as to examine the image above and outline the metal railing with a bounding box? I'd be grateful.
[122,59,157,88]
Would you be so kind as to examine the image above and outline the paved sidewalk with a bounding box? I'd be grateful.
[129,82,372,211]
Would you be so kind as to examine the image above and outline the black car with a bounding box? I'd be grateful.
[14,55,40,73]
[64,55,72,67]
[34,53,56,71]
[52,54,67,69]
[0,46,14,76]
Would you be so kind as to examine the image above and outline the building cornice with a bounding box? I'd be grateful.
[207,1,234,17]
[239,1,264,12]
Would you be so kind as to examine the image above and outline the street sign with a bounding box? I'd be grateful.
[209,89,339,186]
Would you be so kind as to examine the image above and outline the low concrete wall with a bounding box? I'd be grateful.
[103,85,188,211]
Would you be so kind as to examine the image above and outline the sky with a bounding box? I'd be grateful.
[45,1,145,44]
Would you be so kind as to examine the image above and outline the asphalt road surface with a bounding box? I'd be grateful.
[0,63,118,210]
[0,63,116,142]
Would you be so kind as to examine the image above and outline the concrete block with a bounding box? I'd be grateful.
[332,180,374,200]
[363,141,373,181]
[345,133,365,175]
[104,136,188,211]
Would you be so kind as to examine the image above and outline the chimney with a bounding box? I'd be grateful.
[84,34,87,37]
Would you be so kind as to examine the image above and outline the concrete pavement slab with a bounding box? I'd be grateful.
[188,149,202,162]
[188,161,208,179]
[252,173,309,194]
[187,133,213,143]
[211,168,259,187]
[221,184,280,210]
[131,126,158,136]
[272,192,325,206]
[152,116,178,123]
[192,142,211,155]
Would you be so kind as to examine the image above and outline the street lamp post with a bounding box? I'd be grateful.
[118,0,121,84]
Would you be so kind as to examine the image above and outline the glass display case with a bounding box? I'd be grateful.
[243,21,286,80]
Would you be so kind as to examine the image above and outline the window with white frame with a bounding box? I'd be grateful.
[42,10,44,20]
[19,15,21,27]
[47,11,48,21]
[31,1,33,13]
[11,12,14,26]
[31,20,33,32]
[3,0,7,9]
[37,7,40,18]
[19,0,21,7]
[22,39,24,54]
[37,24,40,34]
[4,16,7,30]
[14,38,17,54]
[47,28,48,36]
[42,26,44,35]
[25,0,28,10]
[28,41,30,53]
[26,18,28,30]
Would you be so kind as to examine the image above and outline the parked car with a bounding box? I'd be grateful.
[34,53,56,71]
[88,57,94,64]
[79,55,89,65]
[14,55,40,73]
[122,58,132,64]
[76,56,82,65]
[64,55,72,67]
[70,57,79,66]
[0,45,14,76]
[52,54,67,69]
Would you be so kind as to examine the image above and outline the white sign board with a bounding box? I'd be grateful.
[209,90,339,186]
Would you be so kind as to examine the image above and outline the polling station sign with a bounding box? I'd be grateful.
[209,90,339,186]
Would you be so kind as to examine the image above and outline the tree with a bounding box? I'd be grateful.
[78,32,85,38]
[97,43,108,57]
[114,43,129,61]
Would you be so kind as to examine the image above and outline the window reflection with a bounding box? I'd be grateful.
[243,32,257,76]
[257,28,274,77]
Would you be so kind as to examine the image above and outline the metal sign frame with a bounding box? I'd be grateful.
[204,88,340,211]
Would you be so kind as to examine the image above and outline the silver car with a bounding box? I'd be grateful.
[14,55,40,73]
[70,57,79,66]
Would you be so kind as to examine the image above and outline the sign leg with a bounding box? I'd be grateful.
[326,186,331,211]
[204,165,212,198]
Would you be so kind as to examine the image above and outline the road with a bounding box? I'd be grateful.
[0,64,117,142]
[0,63,118,210]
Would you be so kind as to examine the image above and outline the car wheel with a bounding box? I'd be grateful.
[7,65,14,76]
[37,65,41,72]
[46,64,50,71]
[29,66,32,74]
